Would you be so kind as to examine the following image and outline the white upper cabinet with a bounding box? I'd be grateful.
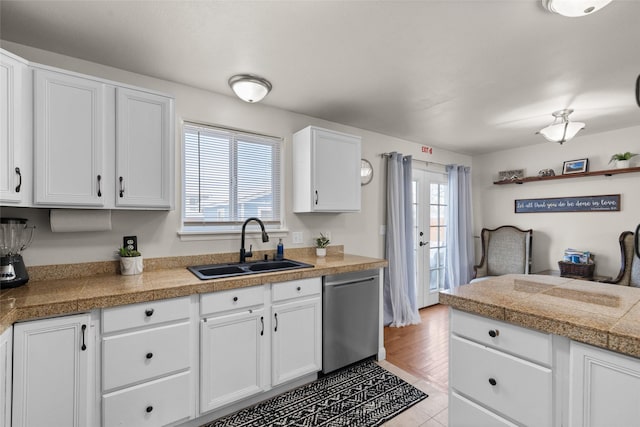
[115,87,173,209]
[0,50,31,205]
[34,68,107,207]
[292,126,361,212]
[32,63,174,210]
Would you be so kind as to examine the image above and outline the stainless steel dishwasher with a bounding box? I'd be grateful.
[322,269,379,373]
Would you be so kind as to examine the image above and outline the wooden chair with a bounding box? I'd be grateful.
[471,225,533,282]
[603,231,640,287]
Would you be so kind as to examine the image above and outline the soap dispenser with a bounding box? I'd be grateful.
[276,238,284,261]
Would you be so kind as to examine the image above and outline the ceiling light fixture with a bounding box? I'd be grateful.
[228,74,272,103]
[542,0,613,17]
[537,109,585,144]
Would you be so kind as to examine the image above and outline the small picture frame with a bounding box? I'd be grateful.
[562,158,588,175]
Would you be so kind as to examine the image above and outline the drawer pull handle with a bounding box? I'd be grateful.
[146,352,153,359]
[274,313,278,332]
[146,406,153,413]
[260,316,264,336]
[81,324,87,351]
[488,329,499,338]
[296,286,301,291]
[488,378,497,386]
[233,296,238,302]
[145,309,154,317]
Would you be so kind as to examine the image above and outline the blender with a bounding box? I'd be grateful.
[0,218,35,288]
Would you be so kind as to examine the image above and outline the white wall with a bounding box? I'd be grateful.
[1,41,471,267]
[472,125,640,278]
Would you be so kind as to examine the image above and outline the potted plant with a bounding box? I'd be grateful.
[315,233,330,257]
[118,246,143,275]
[609,152,638,169]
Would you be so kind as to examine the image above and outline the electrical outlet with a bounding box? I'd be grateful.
[292,232,303,244]
[123,235,137,251]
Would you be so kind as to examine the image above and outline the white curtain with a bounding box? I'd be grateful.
[383,153,421,327]
[445,165,474,288]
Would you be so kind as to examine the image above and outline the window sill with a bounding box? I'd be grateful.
[177,228,289,241]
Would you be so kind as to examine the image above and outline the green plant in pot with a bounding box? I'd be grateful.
[315,233,330,257]
[118,246,143,275]
[609,152,638,169]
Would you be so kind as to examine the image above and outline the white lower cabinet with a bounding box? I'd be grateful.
[0,327,12,427]
[12,313,94,427]
[569,341,640,427]
[102,296,196,427]
[449,309,553,427]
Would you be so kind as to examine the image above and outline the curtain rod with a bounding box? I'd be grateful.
[379,152,449,168]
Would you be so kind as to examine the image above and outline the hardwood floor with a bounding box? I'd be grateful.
[383,304,449,391]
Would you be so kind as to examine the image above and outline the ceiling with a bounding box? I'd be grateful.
[1,0,639,155]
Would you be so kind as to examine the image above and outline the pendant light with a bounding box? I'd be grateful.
[542,0,613,17]
[228,74,272,103]
[538,109,585,144]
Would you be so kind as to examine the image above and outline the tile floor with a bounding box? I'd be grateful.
[378,359,449,427]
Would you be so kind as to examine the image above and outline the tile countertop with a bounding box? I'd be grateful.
[439,274,640,359]
[0,250,387,334]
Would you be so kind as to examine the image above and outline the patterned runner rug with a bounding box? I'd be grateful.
[202,359,428,427]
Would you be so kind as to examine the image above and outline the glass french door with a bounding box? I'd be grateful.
[412,168,448,308]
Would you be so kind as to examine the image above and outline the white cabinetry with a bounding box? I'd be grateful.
[569,341,640,427]
[102,296,196,427]
[200,286,267,414]
[0,50,31,205]
[292,126,361,212]
[0,327,12,427]
[33,65,174,209]
[12,313,94,427]
[271,278,322,386]
[449,309,553,427]
[115,87,173,208]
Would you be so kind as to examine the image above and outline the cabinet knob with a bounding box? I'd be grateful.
[145,309,154,317]
[146,406,153,413]
[488,378,497,386]
[488,329,499,338]
[146,352,153,359]
[233,296,238,302]
[296,286,301,291]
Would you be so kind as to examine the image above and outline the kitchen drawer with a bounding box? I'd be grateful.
[272,278,321,302]
[102,296,191,334]
[451,309,552,366]
[103,322,190,391]
[450,391,518,427]
[450,335,552,427]
[103,371,191,427]
[200,285,264,316]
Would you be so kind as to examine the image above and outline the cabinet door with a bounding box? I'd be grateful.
[116,87,173,209]
[570,341,640,427]
[271,297,321,386]
[312,128,360,212]
[0,51,28,204]
[0,327,12,427]
[34,69,106,206]
[12,313,91,427]
[200,308,266,413]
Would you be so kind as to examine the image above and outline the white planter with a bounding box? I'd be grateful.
[120,256,143,275]
[316,248,327,257]
[615,159,630,169]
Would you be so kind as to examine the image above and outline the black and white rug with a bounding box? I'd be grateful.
[202,359,428,427]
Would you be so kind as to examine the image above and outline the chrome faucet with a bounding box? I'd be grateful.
[240,217,269,263]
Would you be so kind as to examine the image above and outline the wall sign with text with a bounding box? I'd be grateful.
[515,194,621,213]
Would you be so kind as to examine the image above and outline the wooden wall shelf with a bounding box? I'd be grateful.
[493,166,640,185]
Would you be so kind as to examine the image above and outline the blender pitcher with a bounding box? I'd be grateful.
[0,218,35,288]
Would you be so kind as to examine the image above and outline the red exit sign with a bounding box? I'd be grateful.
[421,146,433,154]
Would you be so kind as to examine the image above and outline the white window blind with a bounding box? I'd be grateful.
[183,123,282,230]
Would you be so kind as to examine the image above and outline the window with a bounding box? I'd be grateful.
[183,123,282,231]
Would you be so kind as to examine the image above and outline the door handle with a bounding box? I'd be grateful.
[419,241,429,247]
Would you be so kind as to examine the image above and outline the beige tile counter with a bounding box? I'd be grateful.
[0,248,387,333]
[440,274,640,358]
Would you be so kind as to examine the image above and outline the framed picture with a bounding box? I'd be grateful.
[498,169,525,181]
[562,158,588,175]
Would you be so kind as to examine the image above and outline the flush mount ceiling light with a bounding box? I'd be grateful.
[537,109,586,144]
[542,0,613,17]
[228,74,272,103]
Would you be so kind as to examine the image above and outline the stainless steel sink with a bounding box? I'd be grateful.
[188,259,314,280]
